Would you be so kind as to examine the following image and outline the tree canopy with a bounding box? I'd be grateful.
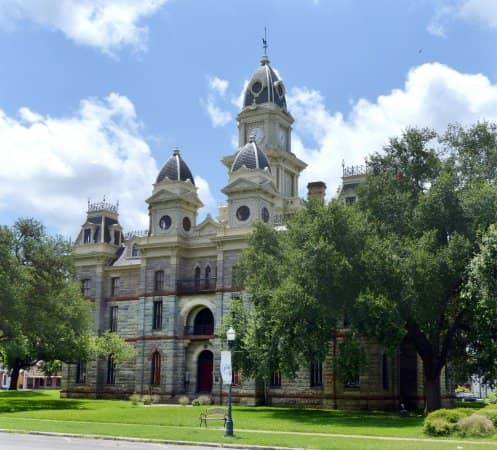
[232,122,497,412]
[0,218,135,389]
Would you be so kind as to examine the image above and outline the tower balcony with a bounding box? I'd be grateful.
[176,278,217,295]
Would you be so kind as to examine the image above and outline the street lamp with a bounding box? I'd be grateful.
[225,326,236,437]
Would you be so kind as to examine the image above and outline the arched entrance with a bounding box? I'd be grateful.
[194,308,214,335]
[197,350,213,392]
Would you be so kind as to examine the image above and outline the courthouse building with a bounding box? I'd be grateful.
[61,54,451,409]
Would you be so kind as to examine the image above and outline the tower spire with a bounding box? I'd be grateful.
[262,26,268,56]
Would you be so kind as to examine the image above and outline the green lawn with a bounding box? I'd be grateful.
[0,390,496,449]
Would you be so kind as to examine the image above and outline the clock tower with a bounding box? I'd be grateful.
[223,54,307,220]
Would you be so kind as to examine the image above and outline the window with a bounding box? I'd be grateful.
[106,355,116,385]
[270,371,281,388]
[111,277,120,296]
[204,266,211,289]
[110,305,118,332]
[194,267,201,289]
[154,270,164,291]
[310,360,323,387]
[232,369,241,386]
[153,301,163,330]
[83,228,91,244]
[131,243,139,257]
[81,279,90,297]
[151,351,161,385]
[345,196,356,205]
[382,354,389,390]
[114,231,120,245]
[75,361,86,384]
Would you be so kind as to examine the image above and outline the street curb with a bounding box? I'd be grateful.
[0,429,298,450]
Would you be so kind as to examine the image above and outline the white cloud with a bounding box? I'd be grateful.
[202,75,233,127]
[196,175,217,220]
[0,0,167,55]
[208,77,229,97]
[288,63,497,198]
[428,0,497,37]
[0,93,158,236]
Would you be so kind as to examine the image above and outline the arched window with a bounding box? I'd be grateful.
[382,353,389,390]
[205,266,211,289]
[131,243,139,257]
[151,351,161,385]
[194,266,201,290]
[75,361,86,384]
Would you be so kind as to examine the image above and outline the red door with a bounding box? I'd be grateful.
[197,350,213,392]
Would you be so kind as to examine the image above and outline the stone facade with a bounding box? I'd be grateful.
[61,54,452,410]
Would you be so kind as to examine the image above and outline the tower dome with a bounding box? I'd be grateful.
[243,55,287,110]
[232,136,271,172]
[156,148,195,185]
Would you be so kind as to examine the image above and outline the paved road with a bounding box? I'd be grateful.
[0,432,233,450]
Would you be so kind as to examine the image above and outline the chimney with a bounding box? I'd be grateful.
[307,181,327,205]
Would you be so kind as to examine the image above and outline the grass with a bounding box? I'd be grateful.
[0,391,496,449]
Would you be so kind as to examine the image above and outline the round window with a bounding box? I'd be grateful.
[236,205,250,222]
[261,207,270,223]
[182,217,191,231]
[159,215,171,230]
[251,81,262,94]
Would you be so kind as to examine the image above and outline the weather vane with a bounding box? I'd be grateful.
[262,26,268,56]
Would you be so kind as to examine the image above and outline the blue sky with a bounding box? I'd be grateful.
[1,0,497,236]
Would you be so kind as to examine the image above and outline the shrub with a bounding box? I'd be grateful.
[191,398,201,406]
[457,414,495,437]
[129,393,142,406]
[141,394,160,405]
[484,391,497,405]
[197,395,212,405]
[423,417,454,436]
[178,395,189,406]
[424,408,473,436]
[477,407,497,427]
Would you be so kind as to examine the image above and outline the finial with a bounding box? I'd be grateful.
[262,27,268,56]
[173,147,180,156]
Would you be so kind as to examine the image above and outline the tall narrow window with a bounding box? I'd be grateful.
[194,267,201,290]
[81,279,90,297]
[110,305,118,332]
[111,277,120,296]
[270,371,281,387]
[114,231,120,245]
[310,360,323,387]
[131,243,139,257]
[154,270,164,291]
[84,228,91,244]
[75,361,86,384]
[153,301,163,330]
[106,355,116,385]
[151,351,161,385]
[204,266,211,289]
[382,353,389,390]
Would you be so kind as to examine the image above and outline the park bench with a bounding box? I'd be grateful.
[199,407,227,427]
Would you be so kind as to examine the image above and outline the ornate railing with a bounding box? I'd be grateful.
[87,199,118,213]
[342,165,370,177]
[176,278,217,295]
[124,230,149,240]
[184,324,214,336]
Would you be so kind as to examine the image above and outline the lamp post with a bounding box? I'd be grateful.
[225,326,236,437]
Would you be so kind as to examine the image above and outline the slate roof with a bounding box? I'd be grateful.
[156,149,195,185]
[232,139,271,172]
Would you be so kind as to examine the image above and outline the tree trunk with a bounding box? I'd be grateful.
[9,362,22,390]
[424,372,442,413]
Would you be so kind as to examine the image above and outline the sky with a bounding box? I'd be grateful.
[1,0,497,237]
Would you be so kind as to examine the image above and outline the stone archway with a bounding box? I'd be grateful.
[194,308,214,335]
[197,350,213,393]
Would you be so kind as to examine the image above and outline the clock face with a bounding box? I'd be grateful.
[249,126,264,144]
[159,215,171,230]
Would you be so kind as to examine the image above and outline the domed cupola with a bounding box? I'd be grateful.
[243,55,287,110]
[232,136,271,172]
[156,148,195,185]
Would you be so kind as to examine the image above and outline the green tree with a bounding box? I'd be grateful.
[355,124,497,411]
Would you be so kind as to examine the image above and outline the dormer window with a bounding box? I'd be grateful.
[114,231,120,245]
[131,243,139,257]
[83,228,91,244]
